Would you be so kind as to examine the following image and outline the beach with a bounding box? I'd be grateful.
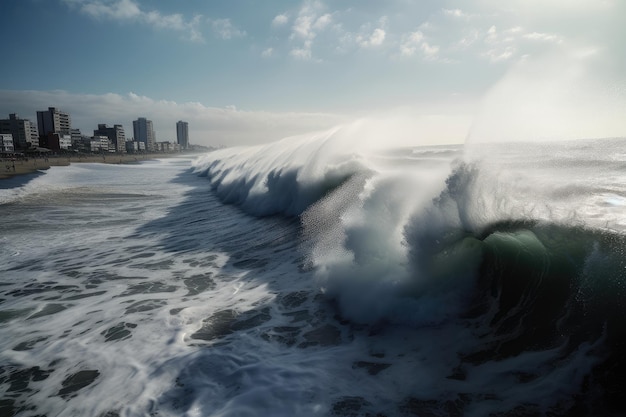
[0,153,187,180]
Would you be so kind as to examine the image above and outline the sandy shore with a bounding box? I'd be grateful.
[0,153,191,180]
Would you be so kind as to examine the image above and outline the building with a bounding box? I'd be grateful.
[0,114,38,149]
[70,129,83,149]
[1,133,15,153]
[73,133,93,153]
[156,141,181,152]
[37,107,71,138]
[94,124,126,153]
[89,136,111,152]
[133,117,156,152]
[40,133,72,151]
[126,140,138,153]
[29,123,38,146]
[176,120,189,149]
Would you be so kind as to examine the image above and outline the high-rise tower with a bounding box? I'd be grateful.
[176,120,189,149]
[37,107,71,137]
[133,117,156,152]
[36,107,72,150]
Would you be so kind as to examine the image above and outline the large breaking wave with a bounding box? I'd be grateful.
[193,123,626,414]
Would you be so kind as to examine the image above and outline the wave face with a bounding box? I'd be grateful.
[193,129,626,415]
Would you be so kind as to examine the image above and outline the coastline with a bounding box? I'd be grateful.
[0,153,198,180]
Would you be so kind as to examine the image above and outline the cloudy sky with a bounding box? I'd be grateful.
[1,0,625,146]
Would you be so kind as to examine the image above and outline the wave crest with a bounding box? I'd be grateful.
[192,125,374,216]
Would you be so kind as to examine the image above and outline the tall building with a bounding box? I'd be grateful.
[0,114,38,149]
[37,107,71,137]
[133,117,156,152]
[94,124,126,153]
[176,120,189,149]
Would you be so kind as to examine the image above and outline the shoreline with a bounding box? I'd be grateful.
[0,153,200,180]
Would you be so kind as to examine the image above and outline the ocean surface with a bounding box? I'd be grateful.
[1,130,625,416]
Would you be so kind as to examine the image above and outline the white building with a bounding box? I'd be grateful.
[1,133,14,153]
[59,134,72,150]
[90,136,111,152]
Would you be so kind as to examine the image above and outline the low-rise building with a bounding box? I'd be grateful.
[157,141,181,152]
[126,141,136,153]
[90,136,111,152]
[94,124,126,153]
[1,133,15,153]
[40,132,72,151]
[126,140,146,153]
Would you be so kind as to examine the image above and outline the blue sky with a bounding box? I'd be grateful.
[1,0,625,146]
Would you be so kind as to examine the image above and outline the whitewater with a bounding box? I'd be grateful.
[1,125,625,416]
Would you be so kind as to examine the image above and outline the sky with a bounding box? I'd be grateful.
[1,0,625,147]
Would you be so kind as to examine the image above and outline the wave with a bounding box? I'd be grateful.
[193,127,626,413]
[193,124,373,217]
[436,220,626,414]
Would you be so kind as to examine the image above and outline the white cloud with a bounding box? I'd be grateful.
[443,8,465,18]
[523,32,562,43]
[272,14,289,27]
[76,0,140,20]
[400,31,424,56]
[483,0,614,16]
[457,29,480,48]
[421,42,440,59]
[262,48,274,58]
[484,46,516,62]
[62,0,205,42]
[485,25,498,43]
[290,42,313,60]
[370,28,386,46]
[0,90,347,146]
[442,8,479,21]
[292,14,315,39]
[418,21,433,31]
[211,18,246,40]
[399,30,440,60]
[285,1,335,60]
[291,2,323,39]
[473,24,565,63]
[358,28,386,48]
[313,13,333,30]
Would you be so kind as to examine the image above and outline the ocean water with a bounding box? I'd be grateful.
[1,130,625,416]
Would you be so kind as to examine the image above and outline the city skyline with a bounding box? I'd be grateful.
[1,108,190,154]
[1,1,625,146]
